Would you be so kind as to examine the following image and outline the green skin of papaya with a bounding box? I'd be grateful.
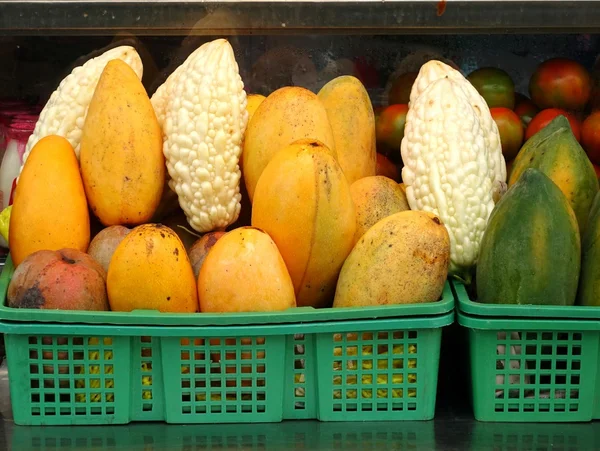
[509,115,599,236]
[477,168,581,305]
[577,191,600,306]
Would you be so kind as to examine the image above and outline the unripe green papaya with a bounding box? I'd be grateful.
[477,168,580,305]
[577,192,600,306]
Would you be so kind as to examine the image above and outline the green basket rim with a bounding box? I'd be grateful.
[452,281,600,320]
[0,257,454,327]
[0,312,454,336]
[456,310,600,331]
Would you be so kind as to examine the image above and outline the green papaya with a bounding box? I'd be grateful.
[477,168,580,305]
[577,191,600,306]
[509,115,599,235]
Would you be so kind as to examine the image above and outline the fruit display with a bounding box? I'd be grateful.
[3,38,600,319]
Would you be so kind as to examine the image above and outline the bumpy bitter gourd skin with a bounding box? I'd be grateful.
[401,77,496,277]
[162,39,248,233]
[22,46,143,164]
[409,60,506,194]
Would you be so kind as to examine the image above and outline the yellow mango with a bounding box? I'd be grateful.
[242,86,336,202]
[10,135,90,267]
[252,139,355,308]
[107,224,198,313]
[350,176,409,243]
[318,76,377,184]
[198,227,296,312]
[246,94,266,122]
[334,211,450,307]
[80,59,165,226]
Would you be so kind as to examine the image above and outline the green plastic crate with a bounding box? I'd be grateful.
[454,282,600,423]
[0,260,453,425]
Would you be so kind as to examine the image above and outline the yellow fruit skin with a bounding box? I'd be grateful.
[242,86,336,202]
[252,139,356,308]
[107,224,198,312]
[318,76,377,184]
[334,211,450,308]
[246,94,266,122]
[10,135,90,267]
[80,59,165,226]
[198,227,296,312]
[350,175,410,243]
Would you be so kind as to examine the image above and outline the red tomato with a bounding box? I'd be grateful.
[525,108,581,142]
[376,104,408,161]
[376,153,400,182]
[513,94,539,127]
[593,164,600,180]
[467,67,515,109]
[582,111,600,165]
[490,107,524,161]
[529,58,592,111]
[388,72,418,105]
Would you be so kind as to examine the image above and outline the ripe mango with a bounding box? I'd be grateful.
[252,139,355,308]
[318,76,377,184]
[242,86,336,202]
[198,227,296,312]
[350,175,409,243]
[107,224,198,312]
[246,94,266,122]
[10,135,90,266]
[80,59,165,226]
[334,211,450,307]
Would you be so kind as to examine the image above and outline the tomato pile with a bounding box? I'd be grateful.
[377,57,600,179]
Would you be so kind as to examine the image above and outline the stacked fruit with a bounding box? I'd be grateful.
[4,39,452,317]
[463,59,600,306]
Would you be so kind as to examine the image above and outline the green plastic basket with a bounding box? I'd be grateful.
[0,261,453,425]
[454,282,600,423]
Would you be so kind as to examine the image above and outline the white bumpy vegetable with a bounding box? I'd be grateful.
[409,60,507,197]
[162,39,248,233]
[401,77,496,280]
[151,42,210,128]
[22,46,143,164]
